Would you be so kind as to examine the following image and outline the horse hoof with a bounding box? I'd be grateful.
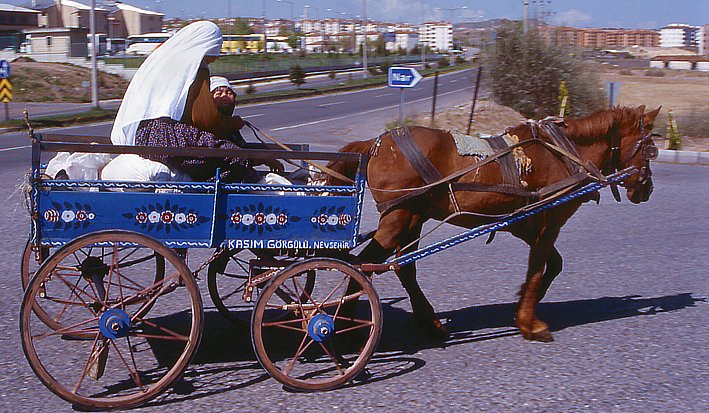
[524,329,554,343]
[417,318,449,340]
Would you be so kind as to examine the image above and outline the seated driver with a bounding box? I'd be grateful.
[208,76,282,173]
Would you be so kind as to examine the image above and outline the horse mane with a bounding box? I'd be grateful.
[563,106,640,146]
[322,139,375,185]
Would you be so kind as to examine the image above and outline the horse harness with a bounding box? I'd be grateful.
[374,123,598,215]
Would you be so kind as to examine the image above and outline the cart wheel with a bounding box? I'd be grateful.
[20,230,203,410]
[251,258,381,391]
[21,238,165,333]
[20,239,52,289]
[208,249,313,328]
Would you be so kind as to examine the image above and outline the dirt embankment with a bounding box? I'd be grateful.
[8,60,129,103]
[414,66,708,152]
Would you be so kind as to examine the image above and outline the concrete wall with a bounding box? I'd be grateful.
[667,60,692,70]
[696,61,709,72]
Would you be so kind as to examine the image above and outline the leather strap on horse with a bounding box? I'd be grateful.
[390,127,443,184]
[487,134,520,186]
[537,119,584,175]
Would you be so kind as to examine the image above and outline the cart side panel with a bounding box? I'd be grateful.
[38,191,214,247]
[216,193,358,250]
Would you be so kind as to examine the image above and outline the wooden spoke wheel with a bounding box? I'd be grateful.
[21,238,165,333]
[20,239,52,289]
[251,258,381,391]
[208,249,313,328]
[20,231,203,410]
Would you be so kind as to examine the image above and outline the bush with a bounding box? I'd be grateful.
[437,56,450,67]
[455,56,466,65]
[328,70,336,79]
[645,68,666,77]
[244,82,256,94]
[289,64,306,88]
[619,69,633,75]
[486,23,606,118]
[368,66,379,76]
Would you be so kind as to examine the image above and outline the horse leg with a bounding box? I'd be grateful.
[516,222,562,342]
[537,246,562,302]
[395,255,449,340]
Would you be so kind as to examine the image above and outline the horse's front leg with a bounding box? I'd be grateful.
[516,223,562,342]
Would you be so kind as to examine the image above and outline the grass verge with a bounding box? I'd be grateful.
[0,108,117,129]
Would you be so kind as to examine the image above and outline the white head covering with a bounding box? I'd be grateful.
[209,76,236,94]
[110,21,222,145]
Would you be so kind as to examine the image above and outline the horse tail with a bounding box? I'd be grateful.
[322,139,375,186]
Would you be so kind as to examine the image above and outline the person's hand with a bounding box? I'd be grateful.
[231,115,246,130]
[255,158,284,173]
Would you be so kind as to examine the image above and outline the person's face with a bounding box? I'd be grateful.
[213,86,236,116]
[203,55,219,65]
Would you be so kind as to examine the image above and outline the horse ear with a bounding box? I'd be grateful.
[635,105,646,115]
[644,106,661,124]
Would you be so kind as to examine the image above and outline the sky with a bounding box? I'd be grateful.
[11,1,709,29]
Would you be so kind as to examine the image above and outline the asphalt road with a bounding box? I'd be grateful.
[0,77,707,412]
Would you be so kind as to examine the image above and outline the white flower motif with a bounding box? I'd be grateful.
[242,214,254,225]
[266,213,277,225]
[61,210,75,222]
[88,213,95,220]
[148,211,160,223]
[327,214,338,225]
[175,213,186,224]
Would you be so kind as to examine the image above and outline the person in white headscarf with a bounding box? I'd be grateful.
[110,21,257,182]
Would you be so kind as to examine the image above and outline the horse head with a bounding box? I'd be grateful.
[613,105,661,204]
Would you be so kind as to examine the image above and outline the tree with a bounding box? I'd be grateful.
[437,56,450,67]
[233,18,253,35]
[289,64,306,88]
[487,23,605,118]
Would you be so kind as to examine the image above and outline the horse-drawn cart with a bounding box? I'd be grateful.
[20,109,655,410]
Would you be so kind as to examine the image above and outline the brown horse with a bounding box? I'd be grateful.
[327,105,660,342]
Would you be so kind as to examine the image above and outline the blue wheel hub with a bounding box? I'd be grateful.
[307,313,335,343]
[99,309,131,339]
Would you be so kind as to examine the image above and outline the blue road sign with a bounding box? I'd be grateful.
[388,66,423,88]
[0,60,9,79]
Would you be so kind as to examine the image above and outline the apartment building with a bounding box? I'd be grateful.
[539,25,658,48]
[659,24,699,48]
[419,21,452,52]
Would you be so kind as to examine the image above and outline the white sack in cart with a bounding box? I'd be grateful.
[101,154,192,192]
[45,152,114,181]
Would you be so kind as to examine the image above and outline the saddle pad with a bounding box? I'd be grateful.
[450,129,517,158]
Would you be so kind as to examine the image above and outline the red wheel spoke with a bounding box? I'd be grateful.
[53,270,89,322]
[32,316,100,340]
[125,335,144,390]
[220,281,248,301]
[262,317,308,332]
[128,273,178,322]
[284,333,314,375]
[110,339,146,392]
[318,342,345,376]
[51,271,101,314]
[133,317,189,342]
[71,336,104,393]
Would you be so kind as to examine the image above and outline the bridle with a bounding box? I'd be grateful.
[606,114,659,202]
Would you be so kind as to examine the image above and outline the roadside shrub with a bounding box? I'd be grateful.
[244,82,256,94]
[645,68,666,77]
[328,70,336,79]
[619,69,633,75]
[368,66,379,76]
[437,56,450,67]
[289,64,306,88]
[455,56,466,65]
[486,22,605,118]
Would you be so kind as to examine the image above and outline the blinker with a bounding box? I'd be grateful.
[644,145,658,160]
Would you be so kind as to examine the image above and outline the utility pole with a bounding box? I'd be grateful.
[362,0,368,78]
[523,0,529,33]
[89,0,99,108]
[262,0,267,55]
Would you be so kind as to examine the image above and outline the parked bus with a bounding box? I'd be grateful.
[221,34,265,54]
[126,33,172,55]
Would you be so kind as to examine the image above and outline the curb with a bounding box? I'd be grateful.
[656,149,709,165]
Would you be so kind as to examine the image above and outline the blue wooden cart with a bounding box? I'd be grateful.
[20,131,637,410]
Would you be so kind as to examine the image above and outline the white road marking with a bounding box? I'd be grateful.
[0,145,30,152]
[375,93,392,97]
[241,113,264,118]
[450,80,458,83]
[316,101,346,108]
[271,86,475,131]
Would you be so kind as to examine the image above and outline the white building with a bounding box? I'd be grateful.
[419,21,452,52]
[385,31,419,53]
[659,24,699,48]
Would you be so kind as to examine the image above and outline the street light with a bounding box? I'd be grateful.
[89,0,99,108]
[304,5,321,53]
[277,0,294,30]
[435,5,467,24]
[362,0,367,78]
